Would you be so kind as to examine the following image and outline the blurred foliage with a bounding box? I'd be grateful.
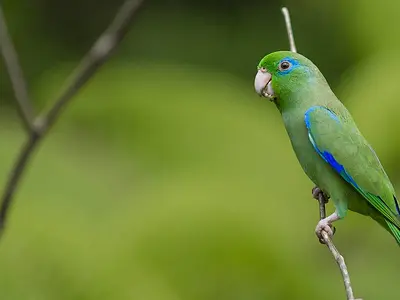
[0,0,399,299]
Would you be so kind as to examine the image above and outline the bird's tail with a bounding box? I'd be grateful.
[385,220,400,246]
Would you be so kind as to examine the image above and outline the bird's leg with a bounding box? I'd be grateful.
[312,186,329,203]
[315,211,340,241]
[312,186,337,243]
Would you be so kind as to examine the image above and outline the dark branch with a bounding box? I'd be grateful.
[0,5,35,132]
[0,134,39,231]
[37,0,145,135]
[0,0,145,238]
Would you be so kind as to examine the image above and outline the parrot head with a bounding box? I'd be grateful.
[254,51,328,108]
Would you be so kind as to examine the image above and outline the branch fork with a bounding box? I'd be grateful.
[0,0,144,237]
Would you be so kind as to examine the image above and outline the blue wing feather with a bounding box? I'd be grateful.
[305,106,359,188]
[304,106,400,226]
[395,196,400,215]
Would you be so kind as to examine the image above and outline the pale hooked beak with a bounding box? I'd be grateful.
[254,69,275,101]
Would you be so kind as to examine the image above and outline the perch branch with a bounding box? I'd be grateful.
[280,7,361,300]
[0,0,145,238]
[281,7,297,53]
[317,194,360,300]
[0,6,35,132]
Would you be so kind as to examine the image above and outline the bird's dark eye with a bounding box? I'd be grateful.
[279,61,291,71]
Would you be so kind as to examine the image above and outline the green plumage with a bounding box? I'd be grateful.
[256,51,400,245]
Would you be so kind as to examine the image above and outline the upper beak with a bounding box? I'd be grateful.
[254,69,274,100]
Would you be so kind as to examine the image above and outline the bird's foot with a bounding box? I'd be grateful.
[312,186,329,203]
[315,212,339,244]
[315,219,334,244]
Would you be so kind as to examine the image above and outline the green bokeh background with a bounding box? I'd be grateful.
[0,0,399,299]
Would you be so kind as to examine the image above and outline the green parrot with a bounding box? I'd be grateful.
[254,51,400,245]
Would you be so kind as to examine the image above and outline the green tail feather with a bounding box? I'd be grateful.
[386,220,400,246]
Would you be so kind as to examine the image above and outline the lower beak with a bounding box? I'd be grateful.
[254,70,275,100]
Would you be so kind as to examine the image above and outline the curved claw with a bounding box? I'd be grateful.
[316,211,339,244]
[316,220,334,242]
[318,226,336,244]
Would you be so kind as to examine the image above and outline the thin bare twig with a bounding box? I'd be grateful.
[281,7,297,53]
[0,0,145,238]
[280,7,361,300]
[37,0,145,135]
[0,6,35,132]
[317,194,361,300]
